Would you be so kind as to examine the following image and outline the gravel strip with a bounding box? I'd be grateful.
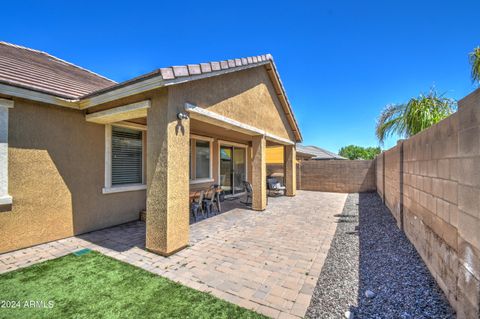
[305,192,455,319]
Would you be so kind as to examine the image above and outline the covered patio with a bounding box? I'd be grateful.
[83,57,302,257]
[0,191,347,318]
[86,100,298,256]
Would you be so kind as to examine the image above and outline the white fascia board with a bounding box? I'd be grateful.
[265,133,295,145]
[0,84,78,108]
[86,100,151,124]
[80,77,164,109]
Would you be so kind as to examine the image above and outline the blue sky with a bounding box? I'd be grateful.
[1,0,479,151]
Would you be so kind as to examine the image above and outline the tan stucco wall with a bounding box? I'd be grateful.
[145,90,190,255]
[1,99,146,253]
[169,66,296,142]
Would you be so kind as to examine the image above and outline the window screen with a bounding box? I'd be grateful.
[111,126,143,185]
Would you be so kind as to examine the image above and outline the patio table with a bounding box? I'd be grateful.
[189,188,222,201]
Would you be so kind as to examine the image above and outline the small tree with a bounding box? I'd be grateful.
[470,46,480,84]
[338,145,381,160]
[375,89,456,145]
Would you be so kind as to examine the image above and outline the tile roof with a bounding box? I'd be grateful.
[0,42,302,141]
[0,42,116,99]
[81,54,273,98]
[297,145,346,160]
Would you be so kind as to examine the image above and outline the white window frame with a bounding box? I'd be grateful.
[0,99,13,205]
[190,134,214,184]
[103,124,147,194]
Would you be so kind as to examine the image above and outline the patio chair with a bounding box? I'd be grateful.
[267,177,286,196]
[190,191,205,222]
[212,184,223,212]
[204,185,221,216]
[242,181,252,206]
[242,181,269,206]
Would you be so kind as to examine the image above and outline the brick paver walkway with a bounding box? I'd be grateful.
[0,191,347,319]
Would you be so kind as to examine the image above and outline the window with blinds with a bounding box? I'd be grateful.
[111,126,143,185]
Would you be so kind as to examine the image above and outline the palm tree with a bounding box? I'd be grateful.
[470,46,480,83]
[375,89,456,145]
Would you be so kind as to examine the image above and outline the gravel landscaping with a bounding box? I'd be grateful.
[305,192,455,319]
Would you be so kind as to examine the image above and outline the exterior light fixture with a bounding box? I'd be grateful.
[177,112,189,120]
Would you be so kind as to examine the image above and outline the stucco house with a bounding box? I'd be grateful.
[0,42,302,256]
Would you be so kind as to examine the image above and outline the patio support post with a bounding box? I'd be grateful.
[145,92,190,256]
[251,135,267,210]
[284,144,296,196]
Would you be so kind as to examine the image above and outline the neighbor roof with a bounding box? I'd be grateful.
[0,42,302,141]
[0,42,116,99]
[297,145,346,160]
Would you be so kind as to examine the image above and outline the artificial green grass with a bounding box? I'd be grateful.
[0,251,265,319]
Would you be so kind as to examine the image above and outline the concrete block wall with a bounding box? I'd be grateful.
[375,88,480,318]
[401,113,460,310]
[376,152,384,200]
[298,160,376,193]
[384,144,402,228]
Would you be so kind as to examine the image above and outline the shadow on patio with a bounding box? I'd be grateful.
[78,195,251,253]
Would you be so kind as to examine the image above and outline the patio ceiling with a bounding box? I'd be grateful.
[190,119,253,144]
[185,103,294,146]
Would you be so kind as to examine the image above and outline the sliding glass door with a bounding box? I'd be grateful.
[220,145,247,195]
[220,146,233,195]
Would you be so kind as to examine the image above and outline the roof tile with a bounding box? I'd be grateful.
[200,63,212,73]
[172,66,189,77]
[187,64,201,75]
[211,61,221,71]
[160,67,175,80]
[220,61,229,69]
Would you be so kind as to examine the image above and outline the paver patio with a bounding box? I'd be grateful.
[0,191,347,319]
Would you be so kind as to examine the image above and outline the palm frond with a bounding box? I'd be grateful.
[470,46,480,83]
[376,89,456,144]
[375,103,407,145]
